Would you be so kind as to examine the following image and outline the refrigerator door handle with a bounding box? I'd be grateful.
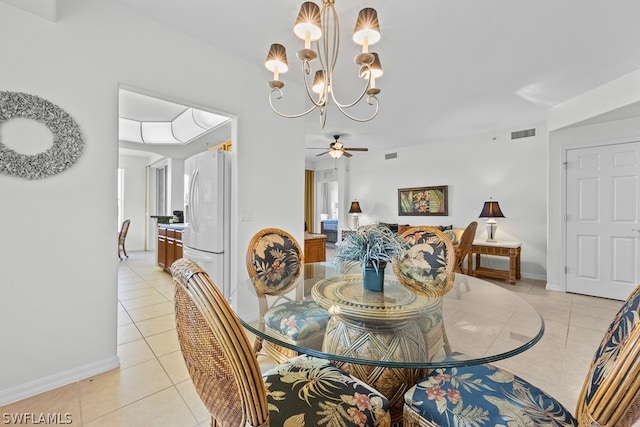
[189,168,200,231]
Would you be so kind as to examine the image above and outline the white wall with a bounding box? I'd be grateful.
[314,127,549,279]
[0,0,305,404]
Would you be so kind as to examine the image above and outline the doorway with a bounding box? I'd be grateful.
[315,168,340,246]
[565,141,640,300]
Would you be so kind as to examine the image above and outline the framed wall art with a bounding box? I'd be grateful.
[398,185,448,216]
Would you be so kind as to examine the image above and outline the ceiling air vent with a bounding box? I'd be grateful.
[385,152,398,160]
[511,128,536,140]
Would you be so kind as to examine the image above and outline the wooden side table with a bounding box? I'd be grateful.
[468,240,522,285]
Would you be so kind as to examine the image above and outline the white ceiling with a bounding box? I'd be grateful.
[19,1,640,159]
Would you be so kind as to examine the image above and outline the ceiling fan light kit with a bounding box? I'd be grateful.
[265,0,383,128]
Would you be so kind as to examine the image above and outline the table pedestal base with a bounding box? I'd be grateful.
[323,316,428,425]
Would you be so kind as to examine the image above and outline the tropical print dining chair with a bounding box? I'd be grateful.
[393,226,456,360]
[172,258,392,427]
[246,227,329,363]
[403,283,640,427]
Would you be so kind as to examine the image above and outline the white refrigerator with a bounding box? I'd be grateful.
[183,149,231,298]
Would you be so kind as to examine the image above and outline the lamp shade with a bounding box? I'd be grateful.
[479,200,505,218]
[359,52,383,79]
[294,2,322,41]
[352,8,381,46]
[312,70,326,94]
[265,43,289,73]
[349,200,363,214]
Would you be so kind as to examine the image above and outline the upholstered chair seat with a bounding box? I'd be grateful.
[403,284,640,427]
[172,258,392,427]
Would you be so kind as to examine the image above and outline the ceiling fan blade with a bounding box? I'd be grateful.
[342,151,353,157]
[316,151,330,157]
[344,147,368,151]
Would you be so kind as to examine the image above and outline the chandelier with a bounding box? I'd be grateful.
[264,1,383,128]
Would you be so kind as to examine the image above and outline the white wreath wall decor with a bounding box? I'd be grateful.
[0,91,84,179]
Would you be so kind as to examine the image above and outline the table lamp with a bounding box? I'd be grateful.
[479,198,505,242]
[349,200,362,229]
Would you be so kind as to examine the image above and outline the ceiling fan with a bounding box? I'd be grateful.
[308,135,369,158]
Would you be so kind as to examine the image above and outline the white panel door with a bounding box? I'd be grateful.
[566,141,640,300]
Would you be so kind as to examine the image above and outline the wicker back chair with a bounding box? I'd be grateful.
[172,257,392,427]
[454,221,477,274]
[118,219,130,260]
[393,226,455,296]
[404,283,640,427]
[453,221,477,298]
[392,226,455,359]
[246,228,329,363]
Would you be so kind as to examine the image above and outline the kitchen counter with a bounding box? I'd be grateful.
[162,223,184,230]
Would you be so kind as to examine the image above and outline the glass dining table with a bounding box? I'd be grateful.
[232,262,545,424]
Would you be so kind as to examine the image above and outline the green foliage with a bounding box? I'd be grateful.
[334,224,407,271]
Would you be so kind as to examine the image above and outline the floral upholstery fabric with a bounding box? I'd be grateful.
[396,230,450,282]
[404,363,578,426]
[264,300,329,341]
[584,285,640,404]
[250,232,302,294]
[264,355,391,426]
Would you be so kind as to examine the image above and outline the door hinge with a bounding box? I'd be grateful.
[564,266,568,274]
[563,161,568,170]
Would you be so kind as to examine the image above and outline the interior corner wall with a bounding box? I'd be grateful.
[317,128,549,280]
[0,0,305,404]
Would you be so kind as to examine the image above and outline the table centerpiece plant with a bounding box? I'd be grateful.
[334,223,407,291]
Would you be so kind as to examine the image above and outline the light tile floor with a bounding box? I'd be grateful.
[1,250,634,426]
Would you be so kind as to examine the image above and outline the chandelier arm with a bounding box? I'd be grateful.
[268,89,319,119]
[333,95,380,123]
[330,67,373,109]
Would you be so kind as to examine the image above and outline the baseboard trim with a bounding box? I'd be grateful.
[0,356,120,406]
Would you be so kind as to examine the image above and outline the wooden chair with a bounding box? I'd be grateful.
[393,226,456,359]
[404,283,640,427]
[172,258,392,427]
[454,221,477,274]
[453,221,477,297]
[117,219,130,260]
[246,228,329,363]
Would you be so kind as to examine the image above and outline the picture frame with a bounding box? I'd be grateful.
[398,185,448,216]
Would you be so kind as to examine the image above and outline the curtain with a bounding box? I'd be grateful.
[304,169,315,233]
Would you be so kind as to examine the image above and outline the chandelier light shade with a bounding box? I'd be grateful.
[265,43,289,86]
[294,2,322,43]
[352,8,381,49]
[479,199,505,242]
[265,0,383,128]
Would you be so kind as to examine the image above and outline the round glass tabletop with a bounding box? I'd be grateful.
[231,262,544,369]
